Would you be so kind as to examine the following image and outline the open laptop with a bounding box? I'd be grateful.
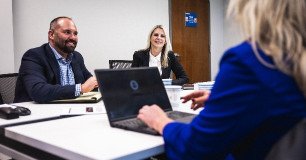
[95,67,195,135]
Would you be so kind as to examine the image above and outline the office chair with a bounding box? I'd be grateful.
[0,73,19,104]
[109,60,133,69]
[0,94,3,104]
[265,118,306,160]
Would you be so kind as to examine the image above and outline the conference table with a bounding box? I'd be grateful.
[0,90,202,160]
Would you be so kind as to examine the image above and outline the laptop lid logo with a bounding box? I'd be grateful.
[130,80,139,90]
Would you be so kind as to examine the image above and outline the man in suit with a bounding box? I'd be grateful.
[14,16,97,103]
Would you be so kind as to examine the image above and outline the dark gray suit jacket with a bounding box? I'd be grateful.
[14,43,92,103]
[132,49,189,85]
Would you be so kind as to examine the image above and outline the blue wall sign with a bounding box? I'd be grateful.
[185,12,197,27]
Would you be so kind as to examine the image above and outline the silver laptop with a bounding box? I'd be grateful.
[95,67,195,135]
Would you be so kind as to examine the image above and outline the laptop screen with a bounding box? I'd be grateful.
[95,67,172,122]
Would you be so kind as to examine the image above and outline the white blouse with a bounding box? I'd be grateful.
[149,52,162,75]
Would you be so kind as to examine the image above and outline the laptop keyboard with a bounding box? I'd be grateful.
[115,118,147,128]
[115,111,195,128]
[166,111,194,120]
[112,111,196,135]
[113,118,159,135]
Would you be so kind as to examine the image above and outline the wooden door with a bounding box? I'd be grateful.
[170,0,210,83]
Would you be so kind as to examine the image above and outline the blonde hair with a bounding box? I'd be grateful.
[146,25,172,68]
[227,0,306,97]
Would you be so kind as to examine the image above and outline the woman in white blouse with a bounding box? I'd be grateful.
[132,25,189,85]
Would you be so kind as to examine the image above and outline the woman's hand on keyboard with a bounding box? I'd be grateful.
[137,105,173,135]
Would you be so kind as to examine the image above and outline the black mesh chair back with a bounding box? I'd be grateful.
[109,60,133,69]
[0,73,19,104]
[0,93,3,104]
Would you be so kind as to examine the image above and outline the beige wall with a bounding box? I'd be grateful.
[0,0,238,80]
[0,0,14,74]
[12,0,170,74]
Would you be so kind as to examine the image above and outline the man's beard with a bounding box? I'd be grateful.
[56,39,77,54]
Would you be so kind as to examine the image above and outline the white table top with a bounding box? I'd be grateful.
[5,114,164,160]
[0,101,105,127]
[4,89,203,159]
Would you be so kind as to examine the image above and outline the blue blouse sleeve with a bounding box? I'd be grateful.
[162,49,263,159]
[162,41,306,160]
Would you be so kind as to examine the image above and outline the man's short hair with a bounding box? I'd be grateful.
[49,16,72,30]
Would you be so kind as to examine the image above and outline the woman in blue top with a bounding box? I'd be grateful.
[137,0,306,159]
